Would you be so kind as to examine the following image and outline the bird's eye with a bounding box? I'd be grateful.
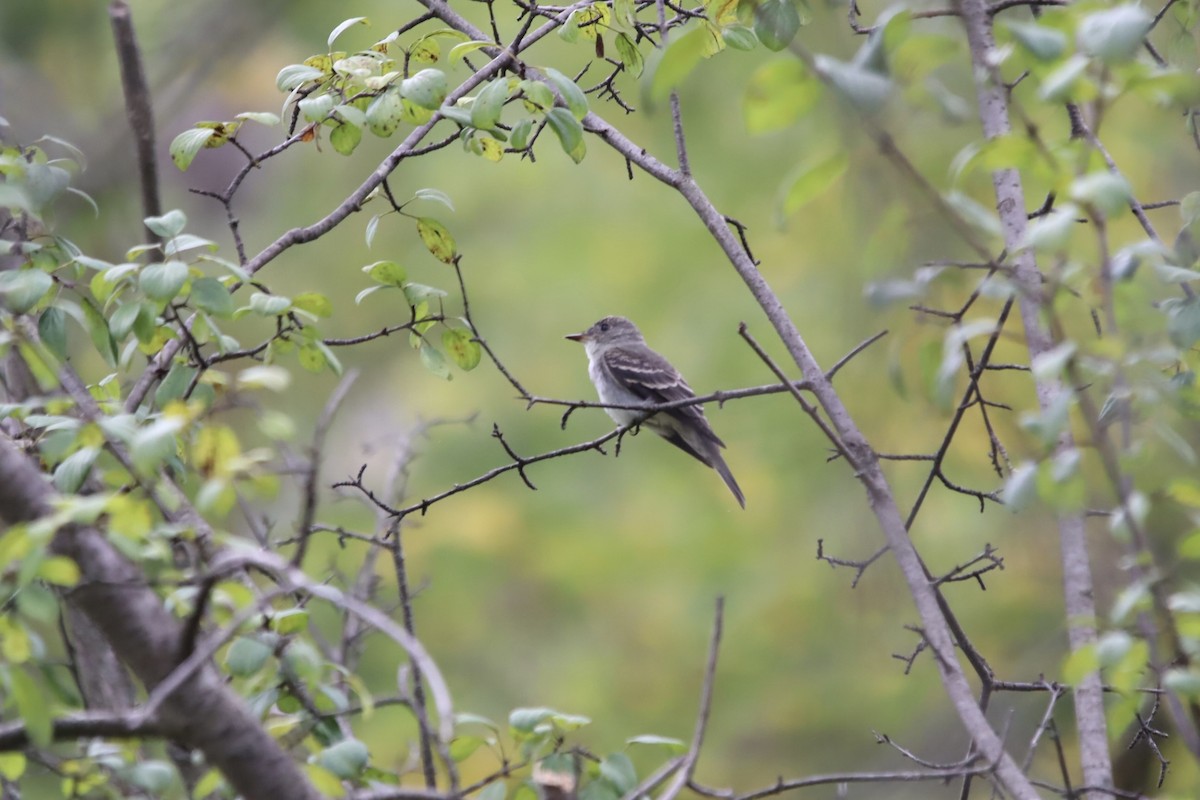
[599,322,610,332]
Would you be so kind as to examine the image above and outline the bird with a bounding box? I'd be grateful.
[565,315,745,508]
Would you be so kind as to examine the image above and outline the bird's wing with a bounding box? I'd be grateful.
[601,345,725,448]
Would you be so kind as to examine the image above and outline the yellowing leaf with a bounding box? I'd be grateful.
[192,425,241,478]
[479,136,504,162]
[416,218,457,263]
[442,327,482,370]
[778,151,848,222]
[576,4,612,40]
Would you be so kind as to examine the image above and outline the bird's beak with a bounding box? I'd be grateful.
[565,332,586,342]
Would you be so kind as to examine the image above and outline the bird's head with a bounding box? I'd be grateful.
[565,316,645,346]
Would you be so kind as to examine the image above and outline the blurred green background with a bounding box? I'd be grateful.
[4,0,1199,796]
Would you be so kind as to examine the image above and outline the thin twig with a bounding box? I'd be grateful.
[292,369,358,568]
[658,597,724,800]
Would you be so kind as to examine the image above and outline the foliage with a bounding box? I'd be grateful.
[4,0,1200,798]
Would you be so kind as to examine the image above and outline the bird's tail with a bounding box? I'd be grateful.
[710,451,746,509]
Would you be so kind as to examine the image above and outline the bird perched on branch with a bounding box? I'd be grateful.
[566,315,745,508]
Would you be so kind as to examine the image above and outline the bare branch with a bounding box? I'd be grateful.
[292,369,358,568]
[658,596,723,800]
[108,0,161,239]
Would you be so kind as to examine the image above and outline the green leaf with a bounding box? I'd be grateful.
[1164,667,1200,698]
[128,761,175,793]
[816,55,893,113]
[1181,191,1200,227]
[1168,296,1200,349]
[170,127,217,171]
[38,306,68,359]
[80,299,118,367]
[440,106,474,127]
[1020,206,1079,253]
[478,781,507,800]
[0,270,52,313]
[0,753,25,781]
[1031,341,1076,381]
[155,362,195,408]
[305,764,345,796]
[249,293,292,316]
[1038,55,1091,102]
[416,219,457,264]
[472,78,511,131]
[276,64,326,91]
[355,285,387,305]
[753,0,801,51]
[191,277,235,317]
[1068,172,1131,216]
[545,108,586,163]
[580,780,619,800]
[1096,631,1133,667]
[404,283,449,305]
[455,712,500,729]
[1001,462,1038,512]
[366,89,405,137]
[139,261,189,301]
[328,16,370,49]
[271,608,310,634]
[744,59,821,134]
[599,754,636,793]
[442,327,482,370]
[299,94,336,122]
[225,636,272,677]
[236,111,280,126]
[522,80,555,112]
[53,447,98,494]
[647,25,710,102]
[542,68,589,120]
[778,151,847,222]
[615,33,645,77]
[293,292,333,318]
[449,40,493,62]
[1035,453,1086,512]
[626,734,687,754]
[238,365,291,392]
[11,669,51,748]
[402,69,448,110]
[510,119,533,150]
[318,739,370,779]
[614,0,639,28]
[450,736,484,761]
[36,555,80,587]
[559,9,582,42]
[414,187,456,212]
[1078,5,1152,64]
[944,191,1002,240]
[1062,643,1098,684]
[316,341,342,376]
[1005,21,1066,61]
[163,233,217,257]
[722,25,758,50]
[419,341,451,380]
[330,121,363,155]
[298,342,327,373]
[401,98,434,125]
[22,163,70,213]
[131,303,158,343]
[509,707,557,733]
[145,209,187,238]
[130,417,183,474]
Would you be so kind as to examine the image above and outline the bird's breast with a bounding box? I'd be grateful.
[587,354,645,426]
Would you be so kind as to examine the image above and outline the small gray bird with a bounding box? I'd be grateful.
[566,316,745,508]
